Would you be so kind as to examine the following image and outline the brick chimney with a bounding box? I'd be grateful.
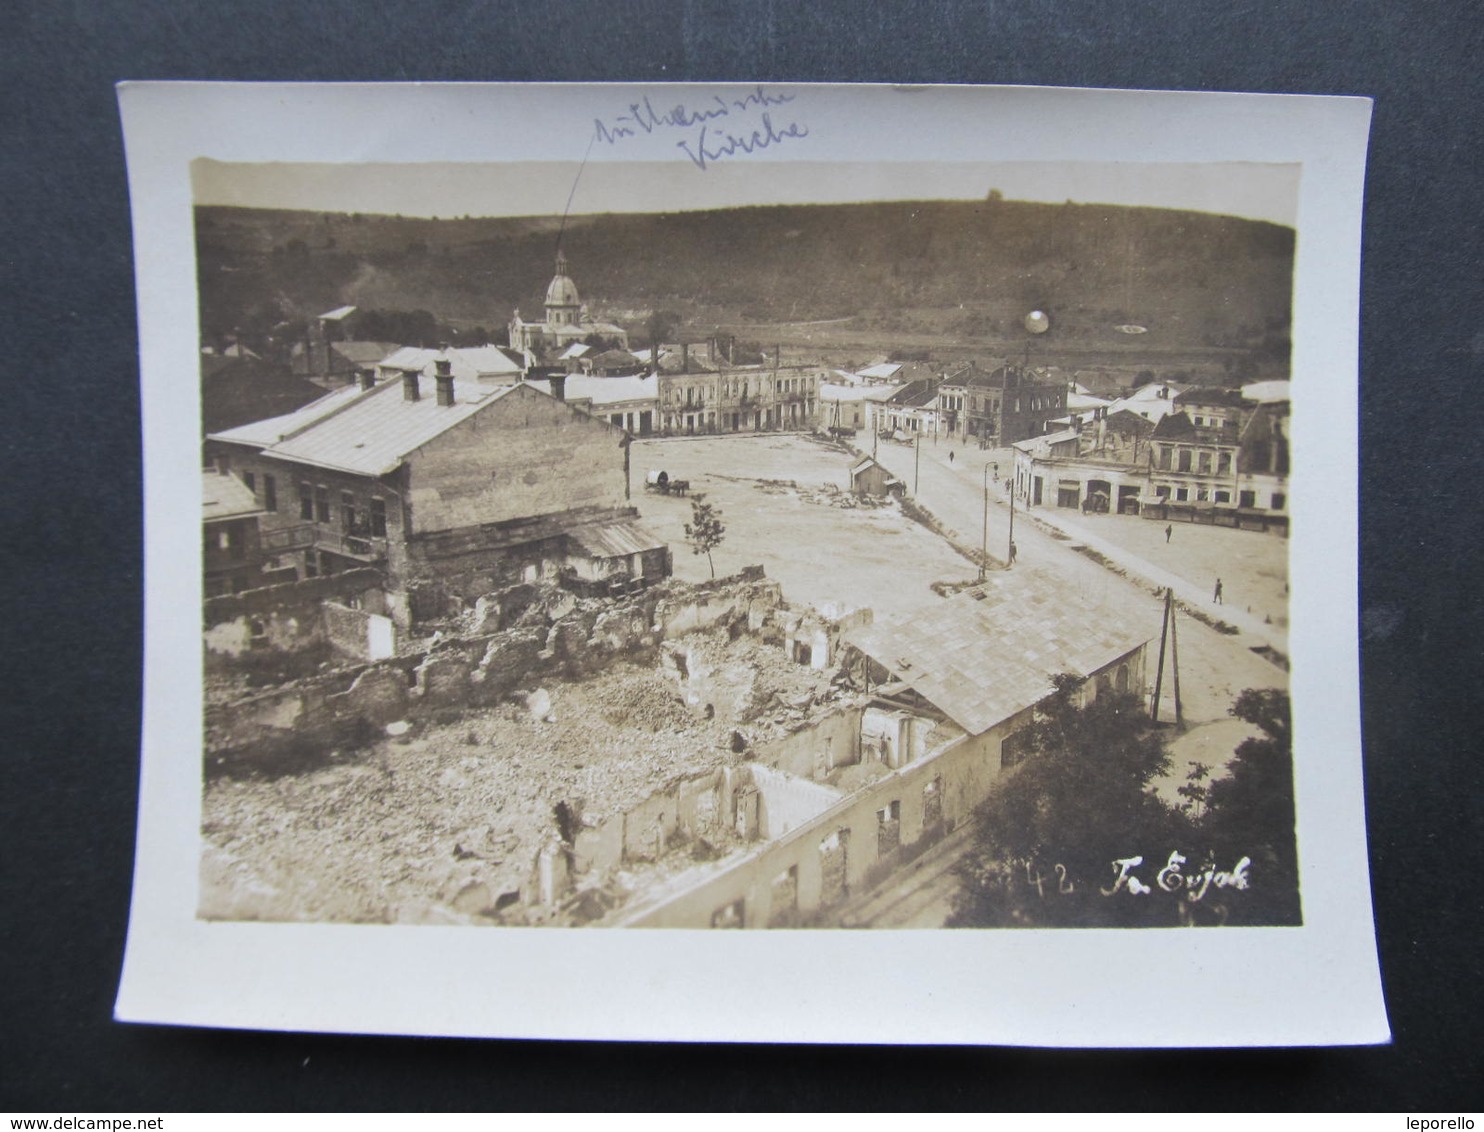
[681,342,690,372]
[357,368,376,391]
[402,368,421,402]
[434,357,455,407]
[550,373,567,402]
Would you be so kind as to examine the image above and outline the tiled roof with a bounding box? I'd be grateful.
[202,471,262,522]
[843,576,1152,736]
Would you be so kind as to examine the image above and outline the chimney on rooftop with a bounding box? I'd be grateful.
[681,342,690,372]
[357,367,376,391]
[402,368,421,402]
[434,357,455,407]
[550,373,567,402]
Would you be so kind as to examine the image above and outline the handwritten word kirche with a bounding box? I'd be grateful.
[593,85,809,171]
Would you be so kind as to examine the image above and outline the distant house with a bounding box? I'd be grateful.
[821,381,899,433]
[376,344,525,385]
[936,363,1067,446]
[654,340,826,435]
[874,378,942,437]
[526,372,660,437]
[206,359,669,626]
[202,471,277,597]
[850,457,903,498]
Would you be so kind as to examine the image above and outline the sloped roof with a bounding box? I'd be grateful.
[567,518,667,559]
[202,472,262,523]
[588,348,642,370]
[560,343,591,360]
[533,373,658,407]
[211,378,531,477]
[379,345,524,381]
[1241,380,1291,404]
[884,378,941,408]
[331,341,401,366]
[1012,427,1081,456]
[843,575,1152,736]
[1174,387,1249,408]
[858,362,903,380]
[318,305,357,321]
[210,385,370,448]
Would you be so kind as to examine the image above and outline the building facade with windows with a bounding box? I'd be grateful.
[655,350,825,436]
[937,363,1068,446]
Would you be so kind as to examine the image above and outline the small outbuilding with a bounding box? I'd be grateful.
[851,457,903,498]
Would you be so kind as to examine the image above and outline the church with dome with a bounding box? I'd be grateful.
[508,251,630,360]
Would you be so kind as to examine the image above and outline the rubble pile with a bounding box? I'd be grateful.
[750,477,891,511]
[200,619,850,927]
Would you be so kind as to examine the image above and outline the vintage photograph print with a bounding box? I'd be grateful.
[194,148,1298,932]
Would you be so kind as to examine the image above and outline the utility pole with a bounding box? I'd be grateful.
[914,431,921,495]
[1006,475,1016,566]
[1150,588,1172,721]
[1169,592,1184,728]
[980,464,990,581]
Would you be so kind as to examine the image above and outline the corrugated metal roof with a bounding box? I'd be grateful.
[202,472,262,522]
[567,518,667,559]
[843,575,1152,736]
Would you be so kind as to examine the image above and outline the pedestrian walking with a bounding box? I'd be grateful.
[949,450,955,464]
[1213,578,1224,605]
[1009,540,1018,565]
[1164,524,1172,543]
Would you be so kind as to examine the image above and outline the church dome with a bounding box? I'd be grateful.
[545,252,580,308]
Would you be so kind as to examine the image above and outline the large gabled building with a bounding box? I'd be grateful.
[205,360,669,627]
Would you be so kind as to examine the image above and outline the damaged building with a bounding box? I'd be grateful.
[204,356,670,632]
[201,565,1154,929]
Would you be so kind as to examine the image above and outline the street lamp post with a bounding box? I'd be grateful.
[914,431,921,495]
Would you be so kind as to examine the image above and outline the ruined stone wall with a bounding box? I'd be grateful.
[203,568,385,660]
[611,716,1016,929]
[205,572,786,767]
[755,704,865,779]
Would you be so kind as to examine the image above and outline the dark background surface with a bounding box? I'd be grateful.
[3,0,1480,1112]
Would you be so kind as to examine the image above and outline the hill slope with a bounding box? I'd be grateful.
[196,198,1293,361]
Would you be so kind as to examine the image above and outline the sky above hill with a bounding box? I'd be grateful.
[193,159,1299,228]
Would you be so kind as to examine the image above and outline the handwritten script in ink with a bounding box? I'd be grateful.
[593,85,809,170]
[1100,851,1252,901]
